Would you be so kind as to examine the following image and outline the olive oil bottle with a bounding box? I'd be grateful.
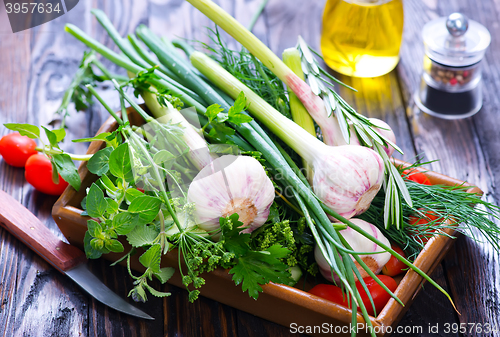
[320,0,404,78]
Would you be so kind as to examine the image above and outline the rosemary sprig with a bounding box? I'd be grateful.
[297,37,411,229]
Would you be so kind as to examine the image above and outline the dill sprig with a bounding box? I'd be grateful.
[361,160,500,259]
[202,28,291,118]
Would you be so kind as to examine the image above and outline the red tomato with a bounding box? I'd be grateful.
[402,168,431,185]
[309,284,349,307]
[356,275,398,316]
[408,209,440,243]
[25,154,68,195]
[0,133,38,167]
[310,276,398,317]
[381,244,407,277]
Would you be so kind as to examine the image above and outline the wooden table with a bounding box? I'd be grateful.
[1,0,499,336]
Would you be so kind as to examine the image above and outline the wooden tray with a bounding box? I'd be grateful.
[52,105,482,336]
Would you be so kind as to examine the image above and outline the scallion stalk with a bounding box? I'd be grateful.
[282,48,315,182]
[64,24,207,113]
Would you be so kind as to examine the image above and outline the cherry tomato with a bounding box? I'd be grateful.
[402,168,431,185]
[0,133,38,167]
[309,284,349,307]
[381,244,407,277]
[408,209,440,243]
[355,275,398,316]
[25,154,68,195]
[309,276,398,317]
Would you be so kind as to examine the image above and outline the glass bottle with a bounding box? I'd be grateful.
[320,0,404,78]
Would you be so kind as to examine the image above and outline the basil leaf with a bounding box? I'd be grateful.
[128,195,162,224]
[109,143,134,183]
[88,147,113,176]
[52,153,81,191]
[113,212,137,235]
[86,183,107,218]
[4,123,40,139]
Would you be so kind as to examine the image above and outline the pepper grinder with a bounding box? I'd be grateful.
[414,13,491,119]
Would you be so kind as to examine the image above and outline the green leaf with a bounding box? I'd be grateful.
[144,283,171,298]
[4,123,40,139]
[113,212,137,235]
[91,238,104,251]
[84,231,102,259]
[99,174,117,195]
[128,195,162,224]
[73,132,112,143]
[52,153,81,191]
[139,244,162,273]
[86,183,107,218]
[87,219,102,238]
[221,214,292,300]
[52,128,66,142]
[125,188,144,204]
[153,150,175,169]
[204,104,224,123]
[88,147,113,176]
[105,198,119,214]
[212,123,235,141]
[227,113,253,125]
[220,214,251,256]
[126,225,159,248]
[50,158,60,184]
[109,143,134,183]
[105,239,124,253]
[229,245,292,300]
[227,92,252,125]
[42,126,59,148]
[155,267,175,284]
[208,144,240,155]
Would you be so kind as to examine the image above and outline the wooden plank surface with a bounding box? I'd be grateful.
[0,0,499,336]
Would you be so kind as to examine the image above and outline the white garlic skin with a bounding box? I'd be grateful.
[312,145,384,219]
[187,155,275,235]
[315,218,391,282]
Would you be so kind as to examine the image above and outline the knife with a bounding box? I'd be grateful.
[0,189,153,320]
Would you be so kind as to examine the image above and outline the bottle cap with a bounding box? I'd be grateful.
[422,12,490,67]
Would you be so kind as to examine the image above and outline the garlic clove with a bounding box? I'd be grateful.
[315,218,391,282]
[312,145,384,219]
[187,155,275,235]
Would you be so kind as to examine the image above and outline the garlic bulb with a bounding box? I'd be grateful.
[187,155,275,235]
[315,218,391,282]
[312,145,384,219]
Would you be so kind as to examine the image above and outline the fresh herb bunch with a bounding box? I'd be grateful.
[78,79,303,301]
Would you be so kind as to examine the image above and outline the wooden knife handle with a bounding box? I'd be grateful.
[0,190,86,272]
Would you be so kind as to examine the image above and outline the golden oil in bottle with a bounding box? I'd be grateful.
[320,0,404,78]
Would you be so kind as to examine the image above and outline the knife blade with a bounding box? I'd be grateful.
[0,189,153,320]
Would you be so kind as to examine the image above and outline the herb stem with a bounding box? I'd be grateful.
[247,0,269,31]
[85,84,124,125]
[35,146,92,161]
